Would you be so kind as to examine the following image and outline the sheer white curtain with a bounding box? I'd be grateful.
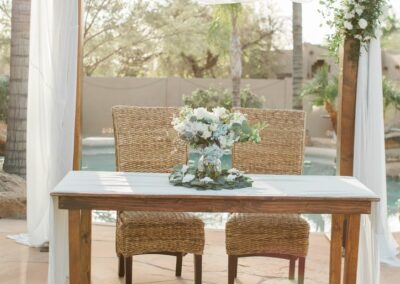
[354,37,400,284]
[24,0,78,249]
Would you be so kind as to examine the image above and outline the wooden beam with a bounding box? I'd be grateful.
[336,38,359,176]
[73,0,84,171]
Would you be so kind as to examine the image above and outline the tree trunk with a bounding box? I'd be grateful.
[292,3,303,109]
[230,11,241,107]
[3,0,31,177]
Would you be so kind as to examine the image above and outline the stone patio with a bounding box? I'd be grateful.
[1,219,399,284]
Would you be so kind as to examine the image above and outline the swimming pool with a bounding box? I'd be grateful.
[81,138,400,232]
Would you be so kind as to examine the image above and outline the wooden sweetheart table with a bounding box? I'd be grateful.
[50,171,379,284]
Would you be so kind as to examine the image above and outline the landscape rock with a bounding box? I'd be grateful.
[0,170,26,219]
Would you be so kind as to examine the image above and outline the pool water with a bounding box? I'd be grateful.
[81,142,400,232]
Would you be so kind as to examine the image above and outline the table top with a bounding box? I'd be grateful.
[52,171,379,201]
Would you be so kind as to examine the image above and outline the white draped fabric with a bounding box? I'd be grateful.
[354,38,400,284]
[24,0,78,250]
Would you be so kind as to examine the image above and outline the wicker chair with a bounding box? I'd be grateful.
[226,108,310,284]
[112,106,205,284]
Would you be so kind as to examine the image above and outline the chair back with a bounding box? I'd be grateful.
[112,106,187,172]
[232,108,306,175]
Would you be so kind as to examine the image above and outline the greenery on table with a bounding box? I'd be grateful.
[319,0,387,60]
[183,87,264,110]
[170,107,264,190]
[169,164,253,190]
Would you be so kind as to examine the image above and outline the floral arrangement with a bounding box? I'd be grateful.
[319,0,387,59]
[169,107,264,189]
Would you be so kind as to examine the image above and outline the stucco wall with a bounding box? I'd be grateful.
[82,77,294,137]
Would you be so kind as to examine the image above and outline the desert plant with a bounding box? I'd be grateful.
[301,65,338,132]
[383,78,400,112]
[302,66,400,132]
[183,87,264,110]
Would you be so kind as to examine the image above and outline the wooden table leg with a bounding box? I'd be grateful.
[69,210,81,284]
[80,210,92,284]
[343,214,361,284]
[329,214,344,284]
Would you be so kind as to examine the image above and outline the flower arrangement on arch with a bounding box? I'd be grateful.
[169,107,265,189]
[320,0,387,58]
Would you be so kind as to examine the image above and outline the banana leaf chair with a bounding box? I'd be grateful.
[226,108,310,284]
[112,106,205,284]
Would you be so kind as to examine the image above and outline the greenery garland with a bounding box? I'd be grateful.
[319,0,387,60]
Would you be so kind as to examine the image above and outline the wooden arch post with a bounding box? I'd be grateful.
[336,37,359,177]
[331,37,360,284]
[73,0,83,171]
[70,1,92,284]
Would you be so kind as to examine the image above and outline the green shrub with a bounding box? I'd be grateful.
[383,78,400,112]
[183,87,264,110]
[0,76,9,121]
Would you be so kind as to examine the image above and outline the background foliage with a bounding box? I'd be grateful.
[183,87,264,110]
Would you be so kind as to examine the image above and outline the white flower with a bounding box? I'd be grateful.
[218,136,227,148]
[227,174,237,182]
[173,122,185,134]
[227,168,240,175]
[355,6,364,16]
[181,165,189,174]
[231,112,246,125]
[212,107,227,118]
[344,12,355,19]
[193,107,209,120]
[210,123,218,131]
[354,34,362,40]
[344,21,353,30]
[191,121,208,135]
[201,128,212,139]
[182,174,195,183]
[358,18,368,29]
[200,177,214,183]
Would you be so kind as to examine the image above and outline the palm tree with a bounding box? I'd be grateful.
[292,2,303,109]
[211,4,243,107]
[3,0,31,177]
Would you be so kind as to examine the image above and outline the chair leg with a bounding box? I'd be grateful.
[298,257,306,284]
[194,254,202,284]
[125,256,132,284]
[233,256,238,278]
[289,257,296,280]
[176,253,183,277]
[118,255,125,277]
[228,255,238,284]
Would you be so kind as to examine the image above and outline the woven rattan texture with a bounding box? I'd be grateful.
[112,106,205,257]
[116,211,205,255]
[232,108,306,175]
[112,106,187,173]
[226,213,310,256]
[227,108,309,257]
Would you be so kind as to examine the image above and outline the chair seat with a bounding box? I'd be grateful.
[116,211,205,256]
[226,213,310,257]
